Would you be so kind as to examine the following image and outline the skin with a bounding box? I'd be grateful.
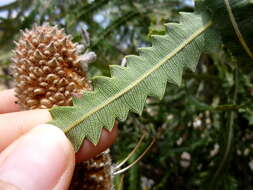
[0,89,117,190]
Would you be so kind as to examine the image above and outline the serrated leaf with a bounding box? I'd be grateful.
[48,12,218,151]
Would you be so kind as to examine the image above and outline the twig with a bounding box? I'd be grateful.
[114,133,146,170]
[224,0,253,61]
[210,64,238,186]
[113,136,155,176]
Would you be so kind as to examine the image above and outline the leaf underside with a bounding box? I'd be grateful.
[49,12,216,151]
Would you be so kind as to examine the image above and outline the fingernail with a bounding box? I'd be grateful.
[0,124,73,190]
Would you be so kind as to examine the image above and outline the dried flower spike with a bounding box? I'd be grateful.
[11,23,91,109]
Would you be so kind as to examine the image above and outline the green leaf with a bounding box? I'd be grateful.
[49,12,218,151]
[204,0,253,62]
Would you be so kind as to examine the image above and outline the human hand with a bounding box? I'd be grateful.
[0,89,117,190]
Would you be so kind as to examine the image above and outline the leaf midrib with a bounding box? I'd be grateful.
[63,20,213,133]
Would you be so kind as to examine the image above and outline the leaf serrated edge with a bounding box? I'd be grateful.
[61,19,213,134]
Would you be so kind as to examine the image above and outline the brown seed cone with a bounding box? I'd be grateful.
[11,23,90,109]
[11,24,113,190]
[70,150,112,190]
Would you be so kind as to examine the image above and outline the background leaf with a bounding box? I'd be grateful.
[204,0,253,62]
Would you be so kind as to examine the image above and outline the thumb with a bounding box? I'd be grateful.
[0,124,75,190]
[0,180,20,190]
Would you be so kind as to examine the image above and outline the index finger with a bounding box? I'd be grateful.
[0,109,118,162]
[0,89,20,114]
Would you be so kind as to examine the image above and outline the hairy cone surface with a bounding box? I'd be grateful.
[11,23,89,109]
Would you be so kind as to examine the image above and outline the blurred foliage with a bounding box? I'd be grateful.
[0,0,253,189]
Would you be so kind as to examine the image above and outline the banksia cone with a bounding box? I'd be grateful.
[11,23,90,109]
[11,24,113,190]
[70,150,112,190]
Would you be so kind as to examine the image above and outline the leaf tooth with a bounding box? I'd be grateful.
[82,119,103,146]
[187,61,198,72]
[179,12,198,25]
[123,88,147,115]
[138,47,160,65]
[152,35,172,50]
[138,47,153,57]
[164,22,181,31]
[164,62,183,86]
[91,126,105,145]
[125,55,150,72]
[92,76,113,88]
[94,77,120,95]
[69,131,84,151]
[99,110,115,129]
[146,74,167,99]
[183,47,201,72]
[112,99,129,121]
[128,90,147,115]
[117,111,128,121]
[125,55,146,69]
[114,101,129,121]
[109,65,127,78]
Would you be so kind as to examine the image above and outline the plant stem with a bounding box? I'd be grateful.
[210,64,238,187]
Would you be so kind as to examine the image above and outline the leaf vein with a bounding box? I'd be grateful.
[63,20,213,133]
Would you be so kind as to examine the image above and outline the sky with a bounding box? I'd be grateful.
[0,0,16,18]
[0,0,16,6]
[184,0,194,7]
[0,0,194,19]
